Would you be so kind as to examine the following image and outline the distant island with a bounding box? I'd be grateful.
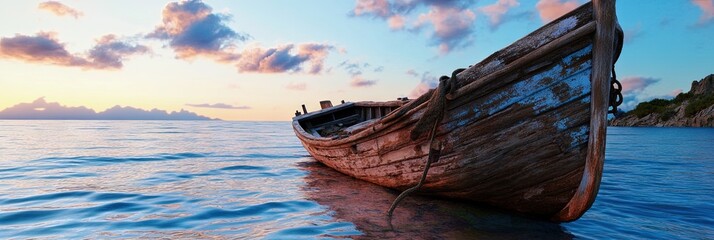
[610,74,714,127]
[0,98,216,120]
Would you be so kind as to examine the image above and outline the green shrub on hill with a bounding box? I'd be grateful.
[627,92,714,119]
[685,95,714,117]
[630,98,671,118]
[660,109,677,121]
[673,92,693,104]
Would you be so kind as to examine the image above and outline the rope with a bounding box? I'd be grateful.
[608,68,623,114]
[387,121,441,217]
[410,69,464,140]
[386,68,464,218]
[608,28,624,114]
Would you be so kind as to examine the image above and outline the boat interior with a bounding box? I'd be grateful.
[294,101,406,138]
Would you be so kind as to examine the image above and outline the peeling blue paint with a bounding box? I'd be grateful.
[569,125,589,148]
[444,44,593,133]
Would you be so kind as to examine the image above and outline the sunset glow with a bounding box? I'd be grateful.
[1,0,713,120]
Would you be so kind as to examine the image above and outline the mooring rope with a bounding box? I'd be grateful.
[386,120,440,217]
[608,68,623,114]
[387,68,464,218]
[608,28,624,114]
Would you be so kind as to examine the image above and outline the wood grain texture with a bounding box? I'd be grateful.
[554,0,618,222]
[293,0,621,222]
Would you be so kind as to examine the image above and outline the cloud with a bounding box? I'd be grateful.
[618,76,661,111]
[479,0,520,29]
[692,0,714,25]
[38,1,83,19]
[415,6,476,54]
[338,60,364,76]
[351,0,478,54]
[286,82,307,91]
[147,0,247,60]
[235,43,333,74]
[88,35,150,69]
[350,76,377,87]
[408,71,438,98]
[406,69,419,77]
[388,15,406,30]
[148,0,334,74]
[535,0,579,23]
[620,76,660,95]
[0,33,149,70]
[338,60,384,76]
[0,33,90,67]
[354,0,392,18]
[185,103,250,109]
[0,98,214,120]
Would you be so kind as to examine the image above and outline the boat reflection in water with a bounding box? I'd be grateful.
[299,161,575,239]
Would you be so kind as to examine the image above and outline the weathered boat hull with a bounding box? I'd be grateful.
[293,0,621,222]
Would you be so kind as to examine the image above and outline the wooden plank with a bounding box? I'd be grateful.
[354,101,405,108]
[293,102,354,121]
[449,2,593,95]
[448,22,596,101]
[555,0,617,222]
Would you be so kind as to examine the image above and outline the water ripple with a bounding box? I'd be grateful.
[0,121,711,239]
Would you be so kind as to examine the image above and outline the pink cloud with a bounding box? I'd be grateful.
[353,0,392,18]
[388,15,406,30]
[286,82,307,91]
[620,76,660,95]
[87,35,150,69]
[671,88,683,96]
[235,43,333,74]
[0,33,147,70]
[298,43,332,74]
[0,32,88,67]
[692,0,714,25]
[351,0,479,54]
[147,0,246,60]
[535,0,579,23]
[350,76,377,87]
[479,0,520,29]
[408,71,438,98]
[416,6,476,54]
[148,0,334,74]
[616,76,662,111]
[38,1,83,19]
[409,82,433,98]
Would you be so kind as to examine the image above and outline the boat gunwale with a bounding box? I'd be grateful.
[293,14,600,147]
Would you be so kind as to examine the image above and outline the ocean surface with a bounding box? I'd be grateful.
[0,120,712,239]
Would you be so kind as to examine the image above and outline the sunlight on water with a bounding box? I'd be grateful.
[0,121,712,239]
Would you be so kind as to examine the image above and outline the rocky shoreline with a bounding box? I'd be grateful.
[609,74,714,127]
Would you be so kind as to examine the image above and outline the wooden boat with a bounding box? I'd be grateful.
[292,0,622,222]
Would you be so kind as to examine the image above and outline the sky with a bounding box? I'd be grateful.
[1,0,713,121]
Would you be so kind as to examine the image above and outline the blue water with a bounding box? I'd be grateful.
[0,121,712,239]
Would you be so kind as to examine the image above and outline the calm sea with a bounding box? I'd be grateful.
[0,121,712,239]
